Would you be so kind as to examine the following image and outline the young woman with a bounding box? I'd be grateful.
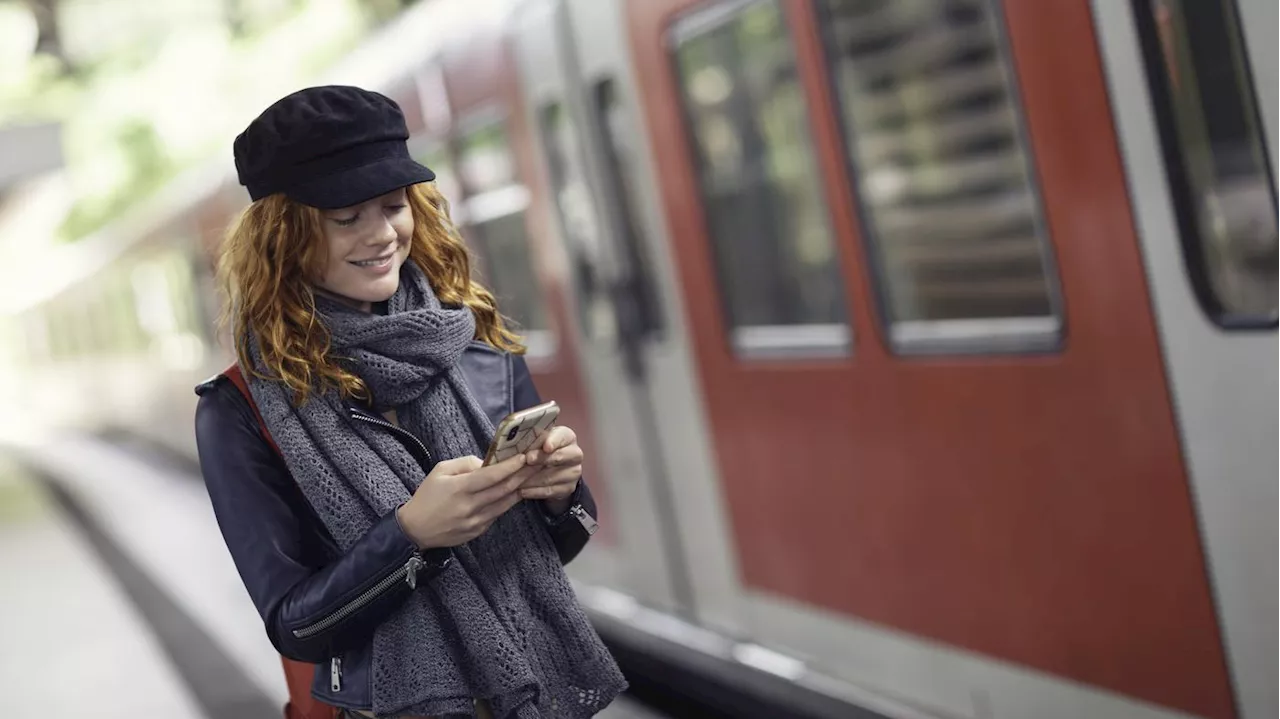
[194,85,626,719]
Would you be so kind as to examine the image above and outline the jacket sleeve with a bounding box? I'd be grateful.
[511,355,599,565]
[193,380,451,663]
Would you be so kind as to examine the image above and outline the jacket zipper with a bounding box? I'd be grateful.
[294,554,426,640]
[330,657,342,692]
[570,504,599,535]
[350,408,433,466]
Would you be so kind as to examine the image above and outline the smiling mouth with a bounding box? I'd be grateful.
[350,254,394,268]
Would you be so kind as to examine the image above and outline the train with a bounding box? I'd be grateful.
[5,1,1275,718]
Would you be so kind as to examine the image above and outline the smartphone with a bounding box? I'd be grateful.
[483,400,560,466]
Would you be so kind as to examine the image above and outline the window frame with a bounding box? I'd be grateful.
[668,0,854,360]
[814,0,1067,356]
[1129,0,1278,330]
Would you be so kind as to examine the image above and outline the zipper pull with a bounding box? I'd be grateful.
[570,505,599,536]
[330,657,342,692]
[404,554,425,590]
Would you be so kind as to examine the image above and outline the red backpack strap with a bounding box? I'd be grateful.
[222,364,283,458]
[221,365,339,719]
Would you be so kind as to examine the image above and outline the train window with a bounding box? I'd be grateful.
[87,296,112,356]
[63,306,84,358]
[21,314,47,364]
[190,254,218,344]
[1133,0,1277,326]
[46,308,69,360]
[818,0,1062,353]
[592,78,665,341]
[131,261,177,338]
[167,254,199,336]
[469,213,550,335]
[457,121,520,194]
[22,314,48,364]
[412,143,464,218]
[65,297,88,356]
[165,254,206,369]
[455,121,552,351]
[538,101,614,342]
[671,0,850,358]
[109,276,146,352]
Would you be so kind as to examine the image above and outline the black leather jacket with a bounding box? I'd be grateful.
[193,343,598,711]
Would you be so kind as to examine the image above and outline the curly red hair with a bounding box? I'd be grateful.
[217,182,524,404]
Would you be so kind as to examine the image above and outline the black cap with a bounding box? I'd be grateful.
[233,85,435,209]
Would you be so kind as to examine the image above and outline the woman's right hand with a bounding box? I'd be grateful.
[395,453,532,549]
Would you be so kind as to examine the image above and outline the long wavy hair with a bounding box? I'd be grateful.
[217,182,525,404]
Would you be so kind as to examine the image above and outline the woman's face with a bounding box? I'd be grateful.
[315,188,414,311]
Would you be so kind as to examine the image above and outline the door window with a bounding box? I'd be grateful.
[539,101,614,341]
[672,0,850,357]
[454,121,552,349]
[819,0,1063,352]
[1134,0,1276,325]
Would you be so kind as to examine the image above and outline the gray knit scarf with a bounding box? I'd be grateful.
[244,263,626,718]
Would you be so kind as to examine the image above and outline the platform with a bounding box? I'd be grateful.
[1,435,664,719]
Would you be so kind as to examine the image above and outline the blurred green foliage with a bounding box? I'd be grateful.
[0,0,423,243]
[59,119,173,241]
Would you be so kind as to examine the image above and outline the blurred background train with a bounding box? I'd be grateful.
[1,0,1274,718]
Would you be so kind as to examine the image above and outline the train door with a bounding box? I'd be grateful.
[629,1,1237,718]
[509,0,745,622]
[1092,1,1277,717]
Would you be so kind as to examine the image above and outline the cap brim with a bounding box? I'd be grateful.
[285,157,436,210]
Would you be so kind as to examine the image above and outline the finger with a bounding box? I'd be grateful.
[518,484,554,500]
[492,465,539,496]
[509,464,540,484]
[470,462,534,506]
[519,482,573,501]
[520,466,579,491]
[514,465,556,489]
[525,437,560,465]
[435,455,483,476]
[475,486,524,522]
[519,462,580,494]
[462,453,527,493]
[541,426,577,454]
[542,445,583,468]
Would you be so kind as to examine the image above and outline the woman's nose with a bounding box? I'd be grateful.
[368,216,398,244]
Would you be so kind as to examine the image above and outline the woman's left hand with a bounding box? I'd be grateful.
[519,425,583,515]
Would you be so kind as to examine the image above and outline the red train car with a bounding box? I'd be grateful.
[13,1,1275,717]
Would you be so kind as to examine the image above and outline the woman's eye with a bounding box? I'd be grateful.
[385,204,407,213]
[334,214,360,227]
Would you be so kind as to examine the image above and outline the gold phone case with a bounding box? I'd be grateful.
[483,401,560,466]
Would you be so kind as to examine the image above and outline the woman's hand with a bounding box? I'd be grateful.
[518,426,583,515]
[396,453,535,549]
